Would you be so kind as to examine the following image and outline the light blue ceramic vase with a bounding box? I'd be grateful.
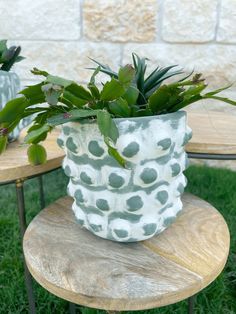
[0,70,31,141]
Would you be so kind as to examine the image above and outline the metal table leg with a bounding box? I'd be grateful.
[16,179,36,314]
[188,295,195,314]
[38,176,45,210]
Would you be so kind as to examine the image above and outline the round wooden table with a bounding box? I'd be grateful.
[0,129,64,184]
[23,194,230,313]
[0,129,65,313]
[186,110,236,160]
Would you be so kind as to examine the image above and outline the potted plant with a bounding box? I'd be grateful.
[0,54,235,242]
[0,39,27,142]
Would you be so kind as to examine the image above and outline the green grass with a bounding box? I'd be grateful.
[0,165,236,313]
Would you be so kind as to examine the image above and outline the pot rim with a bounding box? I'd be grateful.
[64,110,187,127]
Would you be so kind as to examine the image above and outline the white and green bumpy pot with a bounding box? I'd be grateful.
[0,70,31,141]
[58,111,192,242]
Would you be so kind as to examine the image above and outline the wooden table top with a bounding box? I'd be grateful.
[186,110,236,155]
[0,129,65,183]
[23,194,230,311]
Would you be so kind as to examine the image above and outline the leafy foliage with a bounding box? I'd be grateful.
[92,53,184,106]
[0,40,24,72]
[0,54,235,167]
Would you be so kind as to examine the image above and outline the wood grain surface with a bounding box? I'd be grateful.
[0,129,65,183]
[23,194,230,311]
[186,110,236,154]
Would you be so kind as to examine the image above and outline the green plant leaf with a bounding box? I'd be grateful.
[0,97,29,124]
[89,58,118,79]
[25,124,51,144]
[0,40,7,53]
[20,83,46,105]
[97,110,119,143]
[145,69,184,99]
[204,85,233,97]
[100,78,125,101]
[66,83,93,101]
[104,137,127,168]
[148,85,184,114]
[172,74,205,88]
[34,105,65,125]
[47,109,100,126]
[27,144,47,165]
[27,124,49,144]
[15,56,25,63]
[118,64,135,86]
[1,46,23,71]
[178,69,194,82]
[89,66,100,85]
[143,66,159,85]
[24,107,50,114]
[144,65,179,92]
[88,84,100,100]
[133,53,147,98]
[148,85,172,113]
[130,105,140,116]
[31,68,49,77]
[133,108,153,117]
[182,83,207,99]
[109,98,131,117]
[122,85,139,105]
[203,95,236,106]
[0,136,7,154]
[168,83,233,112]
[92,100,107,110]
[88,67,101,99]
[34,111,52,125]
[1,46,16,62]
[46,75,73,88]
[62,91,87,108]
[169,95,202,112]
[88,66,118,79]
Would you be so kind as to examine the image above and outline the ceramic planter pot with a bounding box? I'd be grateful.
[0,70,31,142]
[58,111,192,242]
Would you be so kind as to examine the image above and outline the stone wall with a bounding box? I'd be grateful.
[1,0,236,113]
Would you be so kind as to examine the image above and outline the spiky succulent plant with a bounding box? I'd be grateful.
[0,40,24,72]
[0,54,235,167]
[90,53,185,106]
[90,53,235,115]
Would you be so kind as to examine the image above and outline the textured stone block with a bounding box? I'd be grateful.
[12,41,121,83]
[162,0,218,42]
[83,0,157,42]
[217,0,236,43]
[0,0,80,40]
[123,43,236,89]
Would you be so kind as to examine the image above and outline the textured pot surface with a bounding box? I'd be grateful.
[0,71,20,107]
[0,71,30,141]
[58,111,192,242]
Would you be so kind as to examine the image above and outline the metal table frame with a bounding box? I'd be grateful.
[187,152,236,161]
[2,151,234,314]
